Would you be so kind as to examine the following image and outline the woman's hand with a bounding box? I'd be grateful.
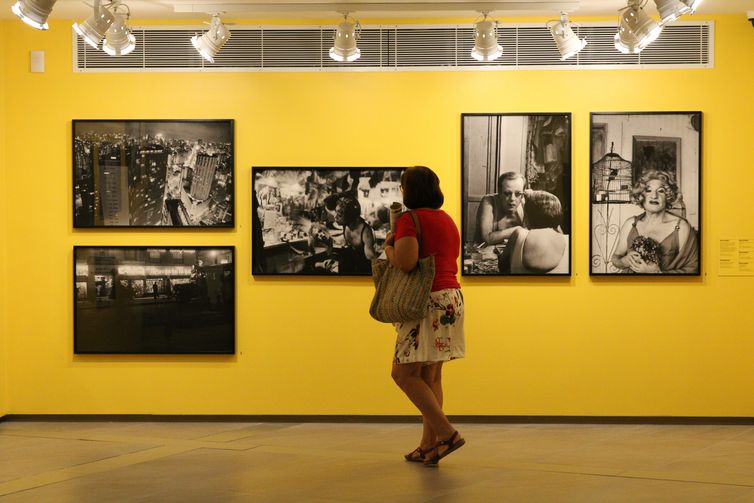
[384,232,395,248]
[628,252,661,273]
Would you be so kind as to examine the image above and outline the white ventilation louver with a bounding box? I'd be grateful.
[75,22,712,72]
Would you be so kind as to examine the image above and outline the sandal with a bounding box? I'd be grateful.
[404,446,428,463]
[423,431,465,466]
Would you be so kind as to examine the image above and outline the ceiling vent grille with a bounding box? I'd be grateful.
[74,21,713,72]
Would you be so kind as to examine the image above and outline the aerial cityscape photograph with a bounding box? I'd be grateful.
[73,120,234,227]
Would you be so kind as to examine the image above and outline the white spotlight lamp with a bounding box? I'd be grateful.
[654,0,690,25]
[329,14,361,62]
[679,0,703,13]
[11,0,57,30]
[73,0,116,49]
[614,0,662,54]
[191,14,231,63]
[471,14,503,62]
[548,12,587,60]
[103,8,135,56]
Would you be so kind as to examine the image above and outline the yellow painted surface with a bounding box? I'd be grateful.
[1,16,753,416]
[0,21,7,416]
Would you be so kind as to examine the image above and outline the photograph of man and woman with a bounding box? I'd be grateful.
[590,112,701,275]
[462,113,572,276]
[252,168,404,275]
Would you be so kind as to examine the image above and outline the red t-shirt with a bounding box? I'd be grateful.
[394,209,461,292]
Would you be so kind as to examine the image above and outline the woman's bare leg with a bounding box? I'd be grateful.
[419,362,444,449]
[392,362,455,444]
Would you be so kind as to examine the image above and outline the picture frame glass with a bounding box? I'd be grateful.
[74,246,235,354]
[589,112,701,276]
[252,168,404,276]
[462,113,572,276]
[73,120,234,228]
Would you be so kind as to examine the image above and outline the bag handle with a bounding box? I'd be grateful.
[408,210,423,253]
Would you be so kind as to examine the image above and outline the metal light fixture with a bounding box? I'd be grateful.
[329,14,361,62]
[614,0,663,54]
[471,13,503,62]
[679,0,703,13]
[548,12,587,60]
[191,14,231,63]
[73,0,116,49]
[103,7,135,56]
[654,0,690,25]
[11,0,57,30]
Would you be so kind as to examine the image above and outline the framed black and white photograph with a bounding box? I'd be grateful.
[73,120,234,227]
[590,112,701,276]
[462,113,572,276]
[74,246,235,354]
[252,167,405,276]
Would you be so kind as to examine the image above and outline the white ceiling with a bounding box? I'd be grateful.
[2,0,753,22]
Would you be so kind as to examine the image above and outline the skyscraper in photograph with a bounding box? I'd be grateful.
[94,145,129,226]
[190,153,219,201]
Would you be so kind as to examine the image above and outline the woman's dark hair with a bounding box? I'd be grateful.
[335,196,361,226]
[324,194,340,211]
[400,166,444,209]
[525,190,562,230]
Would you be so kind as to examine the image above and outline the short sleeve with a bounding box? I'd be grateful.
[394,212,417,241]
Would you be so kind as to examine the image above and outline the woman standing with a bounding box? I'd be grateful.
[611,170,698,274]
[383,166,465,466]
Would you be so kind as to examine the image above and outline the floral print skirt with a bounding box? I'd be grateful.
[393,288,465,364]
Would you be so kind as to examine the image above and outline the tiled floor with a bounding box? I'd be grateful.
[1,421,754,502]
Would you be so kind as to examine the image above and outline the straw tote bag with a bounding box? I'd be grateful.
[369,211,435,323]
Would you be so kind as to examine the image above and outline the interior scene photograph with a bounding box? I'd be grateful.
[1,0,753,500]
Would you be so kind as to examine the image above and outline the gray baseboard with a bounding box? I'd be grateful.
[3,414,754,424]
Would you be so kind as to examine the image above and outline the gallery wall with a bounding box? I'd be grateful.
[2,15,754,416]
[0,21,7,417]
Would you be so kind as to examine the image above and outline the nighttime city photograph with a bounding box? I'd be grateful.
[74,246,235,354]
[73,120,234,227]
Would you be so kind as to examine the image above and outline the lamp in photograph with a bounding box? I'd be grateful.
[329,14,361,62]
[11,0,57,30]
[548,12,587,60]
[73,0,116,49]
[471,13,503,62]
[191,14,231,63]
[614,0,662,54]
[654,0,691,25]
[102,7,135,56]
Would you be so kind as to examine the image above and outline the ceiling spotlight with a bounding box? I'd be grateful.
[11,0,58,30]
[103,7,135,56]
[471,13,503,62]
[654,0,691,25]
[192,14,231,64]
[329,14,361,62]
[614,0,663,54]
[73,0,116,49]
[548,12,587,60]
[679,0,703,13]
[681,0,702,14]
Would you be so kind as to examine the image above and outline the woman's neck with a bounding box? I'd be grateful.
[642,211,668,224]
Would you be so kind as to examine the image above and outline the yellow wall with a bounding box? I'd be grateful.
[2,16,753,416]
[0,21,7,416]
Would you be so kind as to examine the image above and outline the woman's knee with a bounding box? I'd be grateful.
[391,363,418,386]
[421,363,443,385]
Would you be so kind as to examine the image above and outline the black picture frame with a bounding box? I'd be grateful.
[461,113,572,276]
[252,167,405,276]
[73,119,235,228]
[74,246,236,354]
[589,111,702,276]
